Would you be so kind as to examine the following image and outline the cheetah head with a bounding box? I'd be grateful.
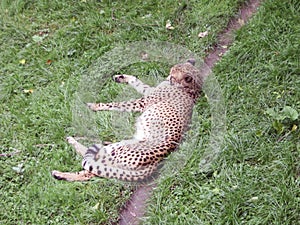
[168,59,204,99]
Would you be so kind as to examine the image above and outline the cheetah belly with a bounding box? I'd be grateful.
[134,96,194,144]
[134,104,167,142]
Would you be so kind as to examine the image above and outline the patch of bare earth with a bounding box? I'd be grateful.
[118,0,262,224]
[204,0,262,67]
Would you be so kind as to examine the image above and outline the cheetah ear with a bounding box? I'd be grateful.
[187,58,196,66]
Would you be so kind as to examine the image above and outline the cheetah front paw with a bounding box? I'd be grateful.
[113,74,132,83]
[87,103,111,111]
[66,136,76,145]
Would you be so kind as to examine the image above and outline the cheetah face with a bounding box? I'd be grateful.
[168,59,203,97]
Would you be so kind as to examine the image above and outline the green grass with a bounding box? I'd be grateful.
[0,0,247,224]
[2,0,299,224]
[146,0,300,224]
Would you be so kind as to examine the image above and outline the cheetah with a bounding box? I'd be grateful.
[52,59,204,182]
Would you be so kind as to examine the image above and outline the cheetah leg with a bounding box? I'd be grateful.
[113,74,155,95]
[82,140,175,181]
[52,170,95,181]
[66,136,105,157]
[86,98,146,112]
[66,136,88,157]
[51,137,100,181]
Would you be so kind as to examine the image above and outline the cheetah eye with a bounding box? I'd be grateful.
[184,76,193,83]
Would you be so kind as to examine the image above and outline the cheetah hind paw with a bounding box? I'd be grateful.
[51,170,95,182]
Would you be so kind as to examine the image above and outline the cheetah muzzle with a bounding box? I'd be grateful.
[52,59,205,182]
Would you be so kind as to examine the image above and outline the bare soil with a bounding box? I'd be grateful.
[204,0,262,67]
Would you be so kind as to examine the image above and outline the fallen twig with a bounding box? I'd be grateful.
[277,131,291,142]
[0,148,21,157]
[34,143,56,148]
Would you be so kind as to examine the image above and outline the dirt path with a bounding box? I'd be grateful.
[118,0,262,224]
[204,0,262,67]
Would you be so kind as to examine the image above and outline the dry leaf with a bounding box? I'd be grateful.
[166,20,174,30]
[23,89,34,94]
[19,59,26,65]
[92,202,100,210]
[46,59,52,65]
[292,124,297,132]
[198,30,208,38]
[238,18,245,26]
[250,196,259,201]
